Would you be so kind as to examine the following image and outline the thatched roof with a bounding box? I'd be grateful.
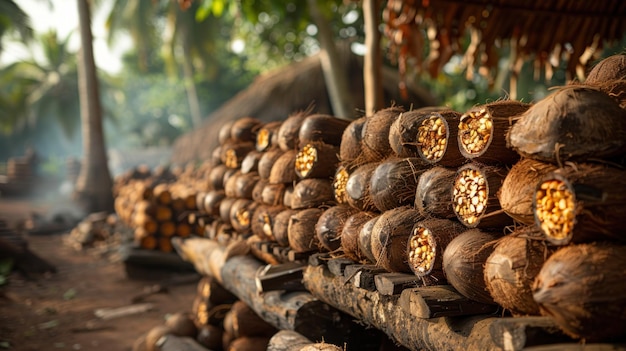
[383,0,626,93]
[171,48,438,164]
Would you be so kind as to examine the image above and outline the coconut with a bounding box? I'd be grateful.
[228,337,271,351]
[251,204,286,241]
[507,86,626,163]
[196,325,223,350]
[371,206,423,273]
[251,178,269,203]
[585,53,626,84]
[288,208,325,253]
[268,150,298,184]
[241,150,263,174]
[218,120,235,145]
[230,116,262,143]
[277,111,310,151]
[442,229,499,304]
[256,120,282,152]
[369,157,428,212]
[273,208,298,247]
[261,183,287,206]
[360,107,403,163]
[295,142,340,179]
[208,164,230,191]
[165,312,198,337]
[345,162,378,212]
[340,211,377,262]
[532,242,626,341]
[315,205,359,252]
[332,165,351,204]
[484,227,552,316]
[357,214,380,263]
[228,301,277,338]
[298,114,351,147]
[414,166,456,219]
[258,148,284,179]
[225,171,260,200]
[229,198,259,234]
[203,190,226,216]
[407,218,465,280]
[498,158,557,225]
[221,141,256,169]
[290,178,335,210]
[339,116,367,165]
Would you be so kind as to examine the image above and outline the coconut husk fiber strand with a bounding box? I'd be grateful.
[371,206,424,273]
[507,85,626,163]
[369,157,429,212]
[442,229,500,305]
[415,166,456,219]
[498,158,557,225]
[532,242,626,341]
[288,208,325,253]
[484,226,553,316]
[533,163,626,245]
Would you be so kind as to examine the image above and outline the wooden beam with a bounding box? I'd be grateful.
[398,285,499,318]
[255,262,306,293]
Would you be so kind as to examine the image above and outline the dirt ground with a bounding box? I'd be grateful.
[0,199,198,351]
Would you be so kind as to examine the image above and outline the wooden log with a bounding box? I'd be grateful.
[488,317,570,351]
[374,273,419,296]
[344,264,387,291]
[255,262,306,293]
[268,330,344,351]
[398,285,499,319]
[327,258,355,277]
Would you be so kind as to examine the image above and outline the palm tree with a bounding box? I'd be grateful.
[0,1,33,53]
[74,0,114,213]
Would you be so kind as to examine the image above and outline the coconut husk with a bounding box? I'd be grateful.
[251,204,286,241]
[534,163,626,245]
[371,206,424,273]
[241,150,263,174]
[196,325,224,351]
[453,163,512,229]
[442,229,499,304]
[414,166,456,219]
[225,171,260,200]
[498,159,557,225]
[407,218,465,280]
[219,197,237,224]
[210,145,223,167]
[256,120,283,152]
[359,107,404,164]
[594,79,626,110]
[295,142,340,180]
[288,208,325,253]
[532,242,626,341]
[278,111,310,151]
[369,157,428,212]
[258,148,284,179]
[585,54,626,85]
[507,86,626,163]
[230,116,262,143]
[195,192,207,214]
[298,114,351,148]
[273,208,298,247]
[416,111,465,167]
[357,214,380,263]
[221,141,256,169]
[282,185,294,209]
[229,198,259,234]
[251,178,269,203]
[203,190,226,217]
[458,100,529,165]
[484,226,552,316]
[345,162,378,212]
[228,337,271,351]
[290,178,336,210]
[261,183,287,206]
[165,312,198,338]
[145,325,172,351]
[218,121,235,145]
[208,164,229,191]
[315,205,359,252]
[268,150,298,184]
[341,211,377,262]
[339,116,367,165]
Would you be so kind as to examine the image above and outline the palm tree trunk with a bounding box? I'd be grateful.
[74,0,114,213]
[181,26,203,128]
[363,0,384,115]
[307,0,355,120]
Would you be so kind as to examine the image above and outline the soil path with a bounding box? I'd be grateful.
[0,200,197,351]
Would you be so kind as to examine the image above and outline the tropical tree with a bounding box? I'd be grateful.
[74,0,114,213]
[0,0,33,53]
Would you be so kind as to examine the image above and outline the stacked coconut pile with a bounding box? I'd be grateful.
[114,165,205,253]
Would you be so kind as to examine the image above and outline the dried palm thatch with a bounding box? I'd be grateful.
[383,1,626,98]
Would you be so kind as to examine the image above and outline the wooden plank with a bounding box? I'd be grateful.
[344,264,387,291]
[398,285,499,319]
[287,249,313,262]
[374,273,419,296]
[272,245,291,263]
[255,262,306,293]
[327,258,355,277]
[488,316,571,351]
[308,253,331,267]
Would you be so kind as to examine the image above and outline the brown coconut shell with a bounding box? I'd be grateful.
[453,163,512,229]
[251,178,269,203]
[288,208,325,253]
[228,301,277,338]
[442,229,499,304]
[339,116,367,165]
[230,116,262,143]
[228,337,271,351]
[241,150,263,174]
[585,54,626,84]
[345,162,378,212]
[507,86,626,163]
[298,114,351,148]
[484,227,552,316]
[204,190,226,216]
[251,204,286,241]
[273,208,298,247]
[532,242,626,341]
[498,159,557,225]
[225,171,260,200]
[369,157,428,212]
[360,107,404,163]
[165,312,198,337]
[341,211,377,262]
[414,166,456,219]
[415,110,465,167]
[211,145,224,167]
[533,163,626,245]
[371,206,424,273]
[290,178,336,210]
[357,214,380,263]
[208,164,230,191]
[278,111,310,151]
[229,199,259,234]
[256,120,282,152]
[407,218,465,280]
[219,197,237,224]
[295,142,340,180]
[268,149,298,184]
[144,325,172,351]
[218,121,235,145]
[315,205,359,252]
[261,183,286,206]
[258,148,284,180]
[196,325,224,351]
[458,100,529,165]
[221,141,256,169]
[282,185,294,208]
